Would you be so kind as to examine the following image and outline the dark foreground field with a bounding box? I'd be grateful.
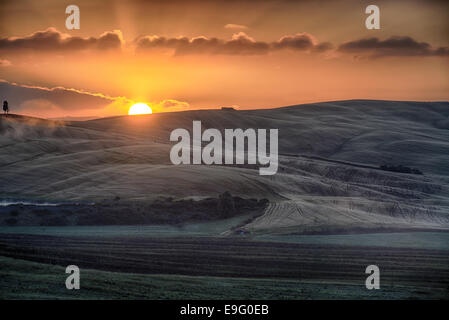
[0,233,448,299]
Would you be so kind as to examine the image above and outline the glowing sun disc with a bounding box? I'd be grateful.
[128,103,152,115]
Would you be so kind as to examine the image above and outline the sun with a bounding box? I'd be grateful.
[128,103,152,115]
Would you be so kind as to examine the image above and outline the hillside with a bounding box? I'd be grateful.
[0,100,448,234]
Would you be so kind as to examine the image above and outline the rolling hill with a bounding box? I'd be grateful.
[1,100,448,234]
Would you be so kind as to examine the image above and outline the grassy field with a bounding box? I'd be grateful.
[0,213,255,237]
[1,255,444,300]
[0,231,448,299]
[255,232,449,251]
[1,225,449,250]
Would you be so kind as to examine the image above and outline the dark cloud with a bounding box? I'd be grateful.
[0,28,123,54]
[0,80,128,112]
[313,42,334,53]
[136,32,270,55]
[273,33,314,50]
[3,27,445,61]
[273,33,334,52]
[137,32,447,58]
[136,32,332,55]
[338,36,449,58]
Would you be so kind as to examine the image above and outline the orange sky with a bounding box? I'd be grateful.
[0,0,448,118]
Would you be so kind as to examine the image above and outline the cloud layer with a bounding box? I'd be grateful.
[338,36,449,58]
[136,32,332,55]
[1,28,447,59]
[0,28,123,53]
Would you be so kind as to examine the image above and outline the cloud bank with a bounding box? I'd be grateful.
[0,28,123,54]
[136,32,332,55]
[2,28,447,59]
[338,36,449,58]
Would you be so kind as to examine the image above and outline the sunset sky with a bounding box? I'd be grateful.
[0,0,448,118]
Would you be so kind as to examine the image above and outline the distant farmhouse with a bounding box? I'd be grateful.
[221,107,236,111]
